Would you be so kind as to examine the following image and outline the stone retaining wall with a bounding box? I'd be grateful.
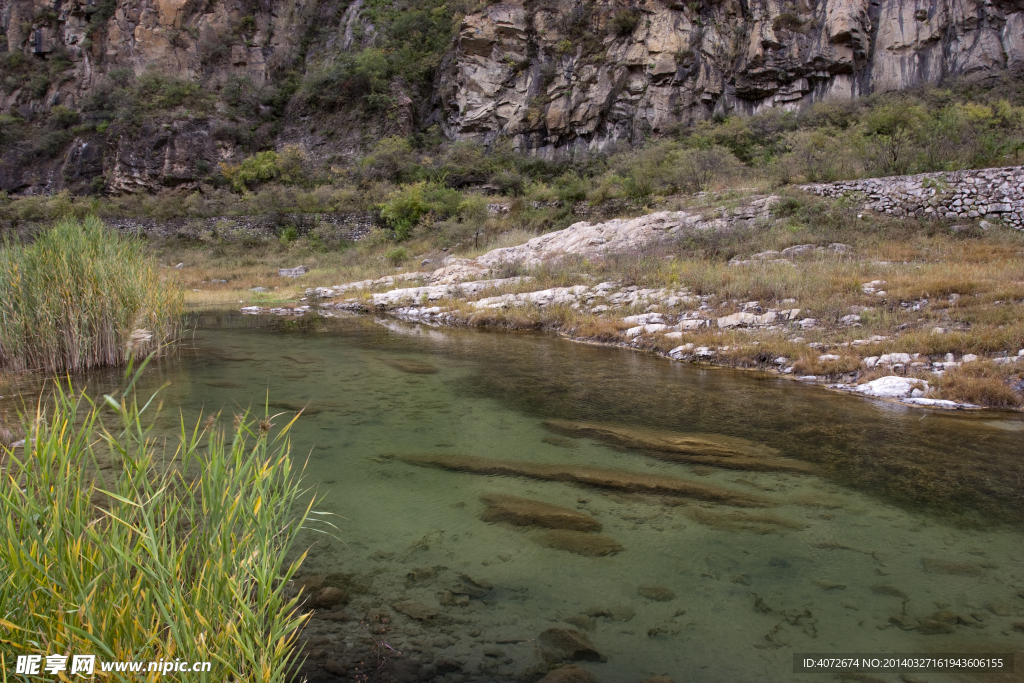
[799,166,1024,230]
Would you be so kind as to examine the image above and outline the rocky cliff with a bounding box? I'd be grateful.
[439,0,1024,155]
[1,0,1022,193]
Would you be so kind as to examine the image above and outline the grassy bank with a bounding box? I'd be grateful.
[0,217,182,373]
[0,377,314,680]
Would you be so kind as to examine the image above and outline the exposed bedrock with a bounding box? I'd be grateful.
[439,0,1024,156]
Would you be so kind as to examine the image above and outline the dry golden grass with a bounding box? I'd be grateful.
[931,362,1024,408]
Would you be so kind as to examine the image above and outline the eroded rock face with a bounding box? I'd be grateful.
[438,0,1024,156]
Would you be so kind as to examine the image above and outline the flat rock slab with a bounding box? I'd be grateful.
[397,453,768,507]
[533,529,624,556]
[481,493,601,532]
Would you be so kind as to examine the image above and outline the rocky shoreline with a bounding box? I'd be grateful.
[236,187,1023,412]
[240,274,1021,412]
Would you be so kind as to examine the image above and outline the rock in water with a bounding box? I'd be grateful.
[543,436,579,449]
[314,586,348,608]
[534,530,624,556]
[397,453,768,507]
[392,601,438,621]
[917,618,955,635]
[921,558,984,576]
[686,507,806,534]
[480,493,602,532]
[543,419,778,458]
[538,628,605,662]
[538,665,599,683]
[385,358,438,374]
[268,400,322,414]
[872,584,908,600]
[584,605,635,622]
[637,585,675,601]
[543,419,813,474]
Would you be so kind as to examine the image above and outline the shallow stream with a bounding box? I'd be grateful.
[49,312,1024,681]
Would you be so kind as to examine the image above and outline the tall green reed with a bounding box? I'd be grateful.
[0,216,182,373]
[0,365,318,682]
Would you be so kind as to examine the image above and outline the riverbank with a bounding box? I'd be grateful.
[218,186,1024,411]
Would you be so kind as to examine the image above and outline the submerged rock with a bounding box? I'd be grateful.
[397,454,768,507]
[565,615,596,631]
[534,530,624,556]
[637,585,675,602]
[543,419,813,474]
[542,436,579,449]
[584,605,635,622]
[451,574,492,599]
[872,584,909,600]
[538,628,605,662]
[917,618,955,635]
[480,493,602,532]
[538,665,599,683]
[392,601,439,621]
[921,557,984,576]
[314,586,348,609]
[385,358,439,374]
[686,507,806,534]
[268,400,322,414]
[544,419,778,459]
[889,615,918,630]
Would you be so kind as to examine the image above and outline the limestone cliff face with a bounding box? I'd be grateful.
[0,0,1022,192]
[438,0,1024,155]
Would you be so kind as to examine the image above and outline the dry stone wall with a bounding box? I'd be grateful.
[800,166,1024,230]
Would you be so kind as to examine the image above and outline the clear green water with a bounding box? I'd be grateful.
[53,312,1024,681]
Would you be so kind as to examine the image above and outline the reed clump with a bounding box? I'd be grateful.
[0,216,182,373]
[0,378,315,681]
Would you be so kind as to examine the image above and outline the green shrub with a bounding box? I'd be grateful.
[610,9,642,36]
[279,224,299,243]
[380,181,462,240]
[220,146,307,193]
[386,246,409,264]
[0,378,314,680]
[0,217,182,373]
